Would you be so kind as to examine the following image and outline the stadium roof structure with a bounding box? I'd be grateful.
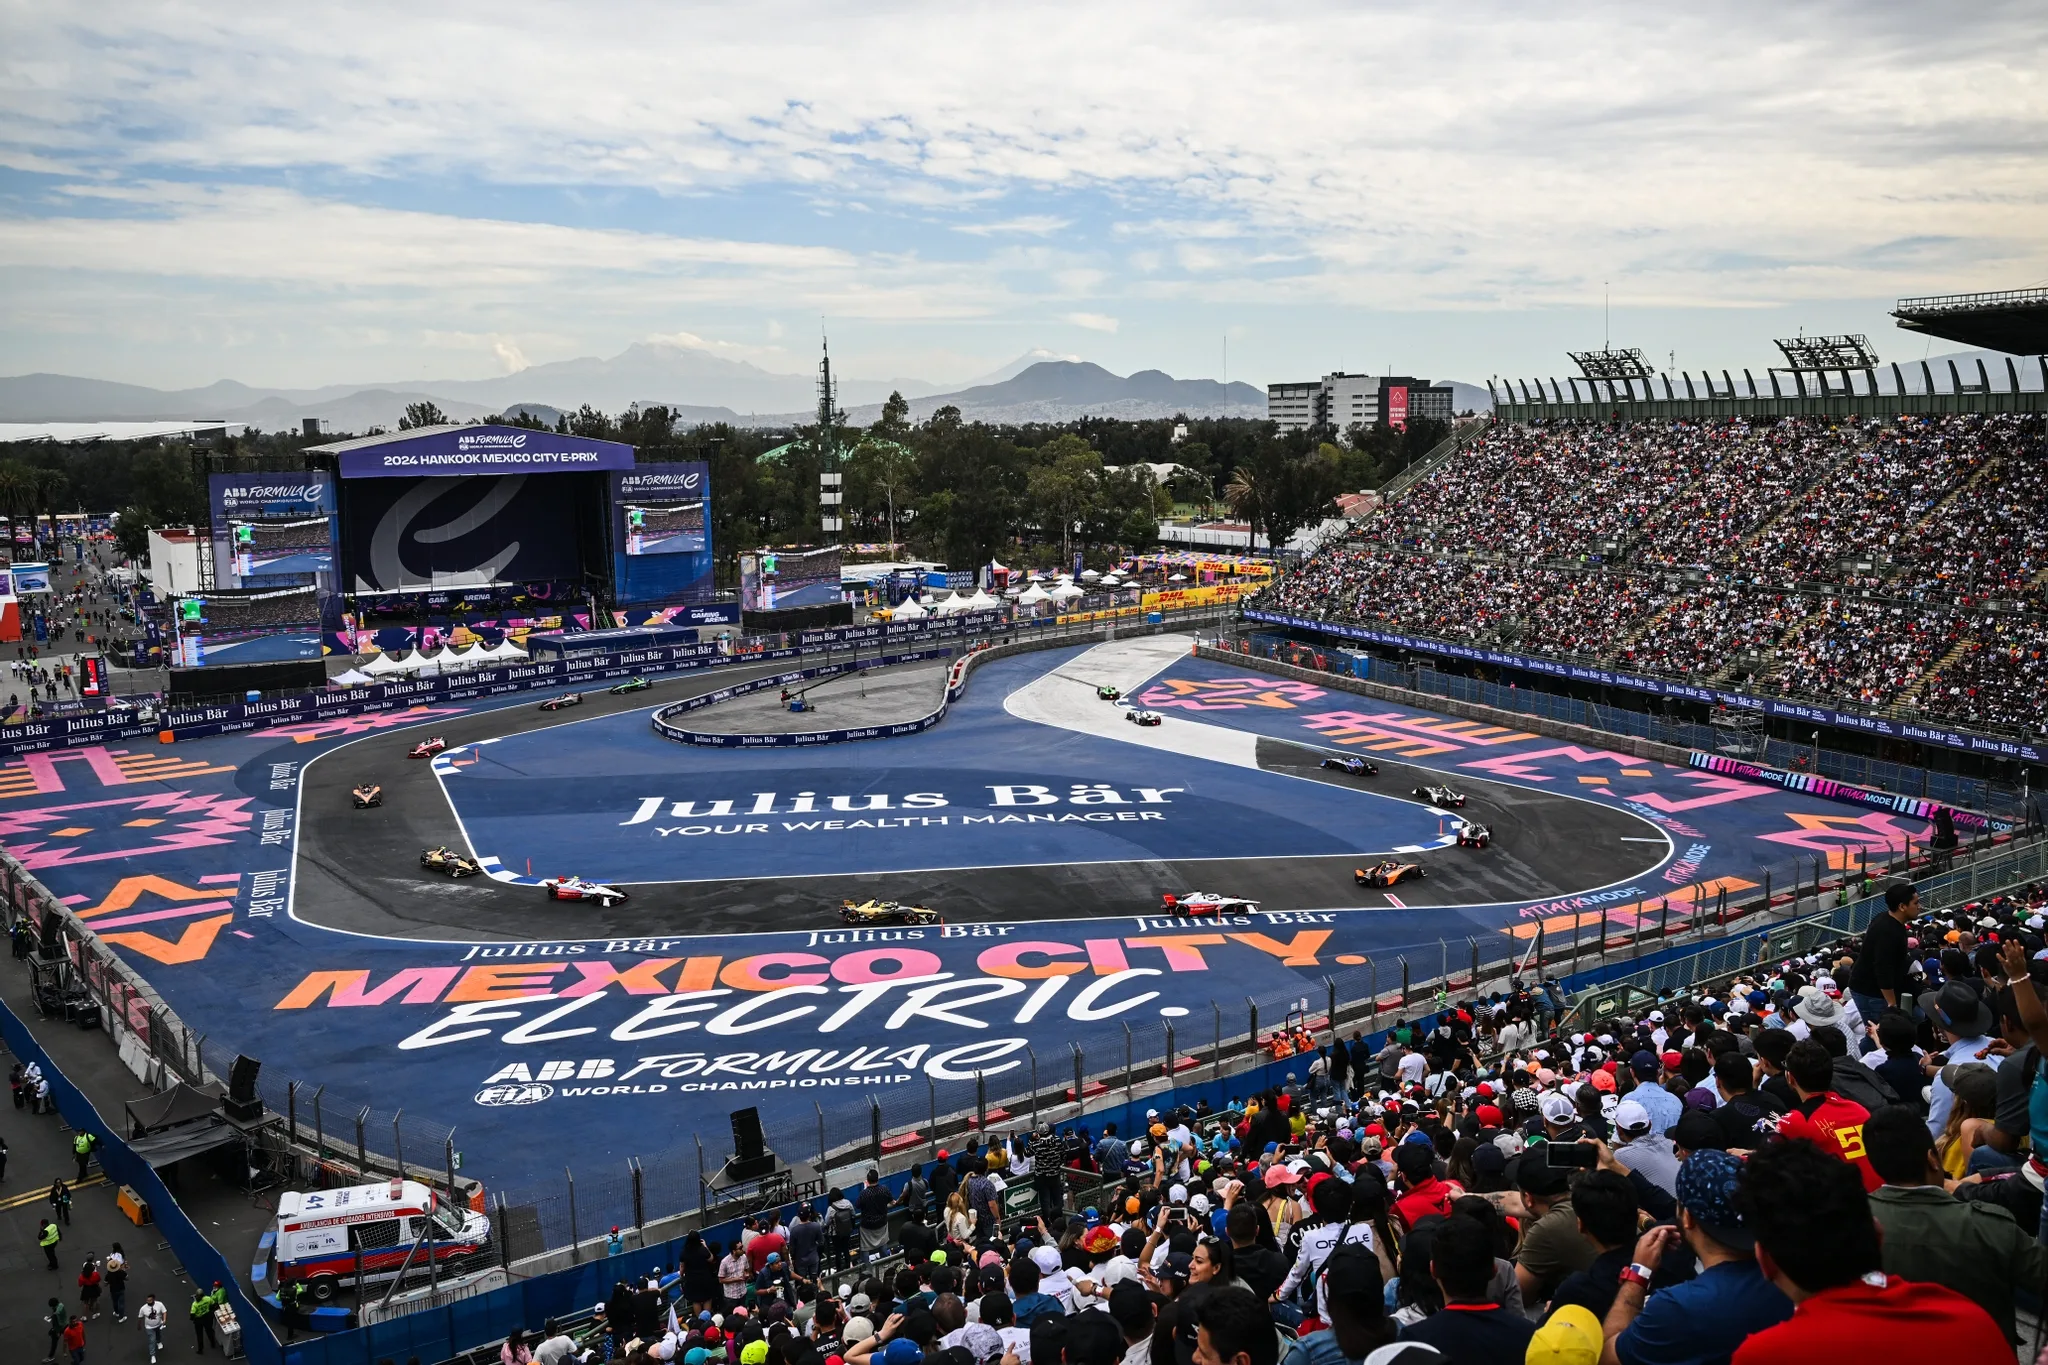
[1893,288,2048,356]
[1567,348,1654,383]
[0,419,229,445]
[1770,334,1879,374]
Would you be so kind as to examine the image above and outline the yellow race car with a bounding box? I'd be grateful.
[839,899,942,926]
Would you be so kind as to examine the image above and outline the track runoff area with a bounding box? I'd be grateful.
[11,634,1935,1190]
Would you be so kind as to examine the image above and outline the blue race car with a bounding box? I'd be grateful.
[1320,755,1379,777]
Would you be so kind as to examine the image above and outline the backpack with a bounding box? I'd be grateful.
[830,1200,856,1243]
[901,1176,929,1216]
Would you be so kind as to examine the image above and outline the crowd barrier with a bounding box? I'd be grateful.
[1242,606,2045,764]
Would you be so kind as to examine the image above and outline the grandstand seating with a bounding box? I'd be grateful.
[1259,413,2048,732]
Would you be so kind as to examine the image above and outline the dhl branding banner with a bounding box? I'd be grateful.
[1142,583,1255,611]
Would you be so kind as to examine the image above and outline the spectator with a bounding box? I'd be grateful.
[1542,1170,1638,1323]
[1192,1286,1279,1365]
[1771,1040,1877,1190]
[1918,981,1997,1142]
[1278,1245,1396,1365]
[858,1170,895,1257]
[1730,1136,2005,1361]
[1707,1051,1785,1150]
[1607,1102,1680,1197]
[1860,1104,2048,1344]
[1849,883,1918,1019]
[1397,1214,1536,1362]
[1511,1154,1594,1310]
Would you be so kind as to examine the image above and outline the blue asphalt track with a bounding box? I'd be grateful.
[0,641,1940,1207]
[437,651,1452,882]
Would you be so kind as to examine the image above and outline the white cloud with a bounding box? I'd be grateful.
[492,338,529,374]
[953,215,1071,237]
[1064,312,1119,333]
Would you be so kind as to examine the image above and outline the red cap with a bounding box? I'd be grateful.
[1476,1104,1503,1126]
[1660,1051,1683,1070]
[1475,1082,1494,1098]
[1601,1060,1618,1073]
[1364,1123,1385,1137]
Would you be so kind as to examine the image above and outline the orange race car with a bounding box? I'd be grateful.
[1356,860,1427,888]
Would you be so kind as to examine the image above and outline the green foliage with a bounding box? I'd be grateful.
[398,400,448,430]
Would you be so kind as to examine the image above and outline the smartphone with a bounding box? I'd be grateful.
[1543,1142,1600,1170]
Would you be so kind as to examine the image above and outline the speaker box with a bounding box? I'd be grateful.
[223,1054,264,1122]
[726,1107,776,1180]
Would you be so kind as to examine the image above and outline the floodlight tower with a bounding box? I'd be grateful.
[816,337,846,538]
[1770,334,1879,397]
[1566,347,1655,403]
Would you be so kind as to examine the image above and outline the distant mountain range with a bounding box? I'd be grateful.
[0,344,1272,432]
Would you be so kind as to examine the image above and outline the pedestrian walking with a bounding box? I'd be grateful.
[104,1245,127,1320]
[1,1129,10,1181]
[77,1258,102,1318]
[51,1179,72,1224]
[61,1315,85,1365]
[137,1293,167,1363]
[40,1217,62,1269]
[71,1130,95,1183]
[45,1296,70,1361]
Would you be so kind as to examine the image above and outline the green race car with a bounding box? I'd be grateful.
[609,677,652,694]
[1097,685,1122,701]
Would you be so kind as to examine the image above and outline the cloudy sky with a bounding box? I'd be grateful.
[2,2,2043,392]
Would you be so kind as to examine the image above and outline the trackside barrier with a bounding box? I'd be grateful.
[1240,606,2046,765]
[649,647,957,747]
[0,996,286,1365]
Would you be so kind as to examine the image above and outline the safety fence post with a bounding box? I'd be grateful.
[1164,1022,1176,1078]
[1124,1022,1134,1101]
[1368,961,1377,1014]
[975,1072,987,1135]
[1246,1000,1258,1055]
[817,1102,827,1174]
[1029,1048,1040,1127]
[566,1167,578,1262]
[929,1079,939,1160]
[312,1086,325,1160]
[445,1132,457,1209]
[286,1081,298,1147]
[1468,940,1479,993]
[1073,1045,1085,1105]
[632,1156,645,1231]
[870,1099,882,1166]
[1438,939,1448,989]
[355,1108,368,1180]
[392,1111,404,1178]
[1326,978,1338,1043]
[1399,958,1410,1007]
[1659,899,1669,945]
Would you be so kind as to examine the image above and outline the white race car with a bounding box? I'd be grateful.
[1124,708,1164,727]
[1161,890,1261,916]
[541,875,631,908]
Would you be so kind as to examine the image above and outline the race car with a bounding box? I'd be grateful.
[1161,891,1261,916]
[420,846,482,877]
[539,692,584,711]
[1097,685,1122,701]
[1356,860,1427,887]
[1124,708,1164,727]
[609,677,651,695]
[407,736,447,759]
[1319,755,1379,777]
[542,875,630,908]
[1412,784,1467,808]
[839,898,943,926]
[350,784,383,809]
[1456,820,1492,849]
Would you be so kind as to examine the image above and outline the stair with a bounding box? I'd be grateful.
[1896,637,1974,706]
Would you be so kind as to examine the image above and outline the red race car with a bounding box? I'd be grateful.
[1356,860,1427,887]
[408,736,447,759]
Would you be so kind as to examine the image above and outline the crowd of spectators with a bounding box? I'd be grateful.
[199,586,322,632]
[1256,413,2048,732]
[539,878,2048,1365]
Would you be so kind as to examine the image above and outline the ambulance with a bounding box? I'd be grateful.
[273,1179,490,1299]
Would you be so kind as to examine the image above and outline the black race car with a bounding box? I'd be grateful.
[1356,860,1426,887]
[1413,784,1467,809]
[609,677,651,695]
[1456,820,1492,848]
[1124,708,1164,727]
[539,692,585,712]
[1097,685,1122,701]
[1319,755,1379,777]
[840,898,943,926]
[350,784,383,809]
[420,846,483,878]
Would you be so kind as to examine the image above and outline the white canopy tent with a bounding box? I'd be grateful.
[361,652,407,677]
[329,668,374,687]
[1047,582,1084,602]
[891,597,928,620]
[485,638,528,661]
[1016,584,1051,607]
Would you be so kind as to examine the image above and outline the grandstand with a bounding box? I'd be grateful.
[1254,412,2048,735]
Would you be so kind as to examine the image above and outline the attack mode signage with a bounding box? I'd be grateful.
[337,426,636,478]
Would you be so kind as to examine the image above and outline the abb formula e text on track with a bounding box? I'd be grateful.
[1356,860,1427,887]
[539,692,585,712]
[420,846,482,878]
[542,875,630,908]
[407,737,447,760]
[1413,784,1467,808]
[350,784,383,809]
[609,677,652,695]
[1161,891,1261,916]
[840,899,943,926]
[1319,755,1379,777]
[1124,708,1164,727]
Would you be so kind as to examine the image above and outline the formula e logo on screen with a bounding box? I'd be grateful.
[457,432,530,450]
[474,1082,554,1107]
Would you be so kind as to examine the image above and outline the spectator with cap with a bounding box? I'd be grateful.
[1397,1214,1535,1363]
[1860,1104,2048,1345]
[1512,1151,1595,1309]
[1600,1148,1791,1365]
[1729,1137,2004,1362]
[1108,1281,1158,1365]
[1848,883,1918,1022]
[1918,979,1996,1141]
[1390,1143,1458,1230]
[1606,1102,1679,1198]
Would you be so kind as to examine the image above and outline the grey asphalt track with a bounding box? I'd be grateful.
[286,661,1662,943]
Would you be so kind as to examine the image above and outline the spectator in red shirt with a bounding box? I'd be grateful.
[1729,1135,2004,1363]
[745,1222,787,1275]
[1771,1039,1879,1191]
[1390,1141,1459,1229]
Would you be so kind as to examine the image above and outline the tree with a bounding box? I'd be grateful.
[31,466,68,539]
[398,400,448,430]
[1025,434,1101,565]
[845,438,916,551]
[874,390,911,439]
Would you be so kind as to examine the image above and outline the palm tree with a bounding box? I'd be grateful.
[1223,465,1265,549]
[0,463,28,547]
[29,467,67,547]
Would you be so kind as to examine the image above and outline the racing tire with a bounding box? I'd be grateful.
[307,1275,340,1303]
